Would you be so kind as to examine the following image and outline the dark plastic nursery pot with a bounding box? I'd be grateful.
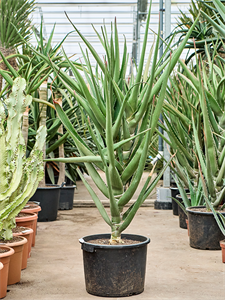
[170,186,180,216]
[176,194,189,229]
[59,185,76,210]
[186,206,225,250]
[79,233,150,297]
[30,185,60,222]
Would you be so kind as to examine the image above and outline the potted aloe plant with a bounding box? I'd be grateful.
[37,0,199,296]
[164,40,225,249]
[0,77,46,288]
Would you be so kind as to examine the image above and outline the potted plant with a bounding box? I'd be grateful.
[0,77,46,287]
[40,1,199,296]
[164,35,225,249]
[0,245,14,298]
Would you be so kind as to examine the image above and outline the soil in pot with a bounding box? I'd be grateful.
[79,233,150,297]
[12,226,33,269]
[187,206,225,250]
[16,212,37,247]
[0,245,14,299]
[29,185,60,222]
[0,236,27,285]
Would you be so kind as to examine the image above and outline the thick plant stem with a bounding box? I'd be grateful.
[57,123,65,185]
[38,81,47,187]
[55,93,65,186]
[110,222,123,244]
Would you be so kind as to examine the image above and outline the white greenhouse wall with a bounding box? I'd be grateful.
[30,1,193,66]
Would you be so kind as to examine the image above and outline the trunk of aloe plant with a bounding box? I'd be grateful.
[57,123,65,185]
[54,93,65,185]
[38,81,48,187]
[0,47,17,91]
[110,222,123,244]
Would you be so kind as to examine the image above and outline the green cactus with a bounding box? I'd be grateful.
[0,77,46,241]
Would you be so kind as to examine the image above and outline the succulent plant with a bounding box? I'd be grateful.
[0,77,46,240]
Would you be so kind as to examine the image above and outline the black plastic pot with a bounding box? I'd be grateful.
[177,195,188,229]
[30,185,60,222]
[186,206,225,250]
[178,205,188,229]
[79,233,150,297]
[170,187,180,216]
[59,185,76,210]
[170,187,189,216]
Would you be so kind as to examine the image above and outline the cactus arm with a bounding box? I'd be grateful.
[0,103,8,194]
[6,78,31,150]
[0,145,25,201]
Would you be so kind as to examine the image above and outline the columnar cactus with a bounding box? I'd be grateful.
[0,77,46,240]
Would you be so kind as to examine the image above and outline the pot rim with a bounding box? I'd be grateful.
[1,236,27,247]
[13,226,33,236]
[0,245,15,258]
[36,185,61,190]
[60,185,76,189]
[186,205,225,216]
[21,206,41,213]
[79,233,150,250]
[177,194,191,200]
[15,212,38,221]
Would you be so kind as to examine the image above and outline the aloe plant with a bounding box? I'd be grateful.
[0,77,46,241]
[169,0,225,65]
[163,44,225,209]
[173,171,204,216]
[42,1,199,243]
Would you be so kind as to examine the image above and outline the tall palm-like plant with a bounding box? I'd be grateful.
[0,0,35,90]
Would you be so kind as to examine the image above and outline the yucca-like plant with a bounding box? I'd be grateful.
[0,77,46,241]
[42,1,199,243]
[0,0,35,90]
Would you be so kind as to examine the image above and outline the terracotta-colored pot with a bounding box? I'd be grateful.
[186,219,189,236]
[0,245,14,299]
[16,212,38,247]
[21,202,41,247]
[220,240,225,263]
[13,227,33,269]
[4,236,27,285]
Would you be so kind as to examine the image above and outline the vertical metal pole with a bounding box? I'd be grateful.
[136,5,140,65]
[163,0,172,188]
[154,0,172,210]
[158,0,164,155]
[131,2,140,69]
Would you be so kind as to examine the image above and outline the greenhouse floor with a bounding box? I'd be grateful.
[6,205,225,300]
